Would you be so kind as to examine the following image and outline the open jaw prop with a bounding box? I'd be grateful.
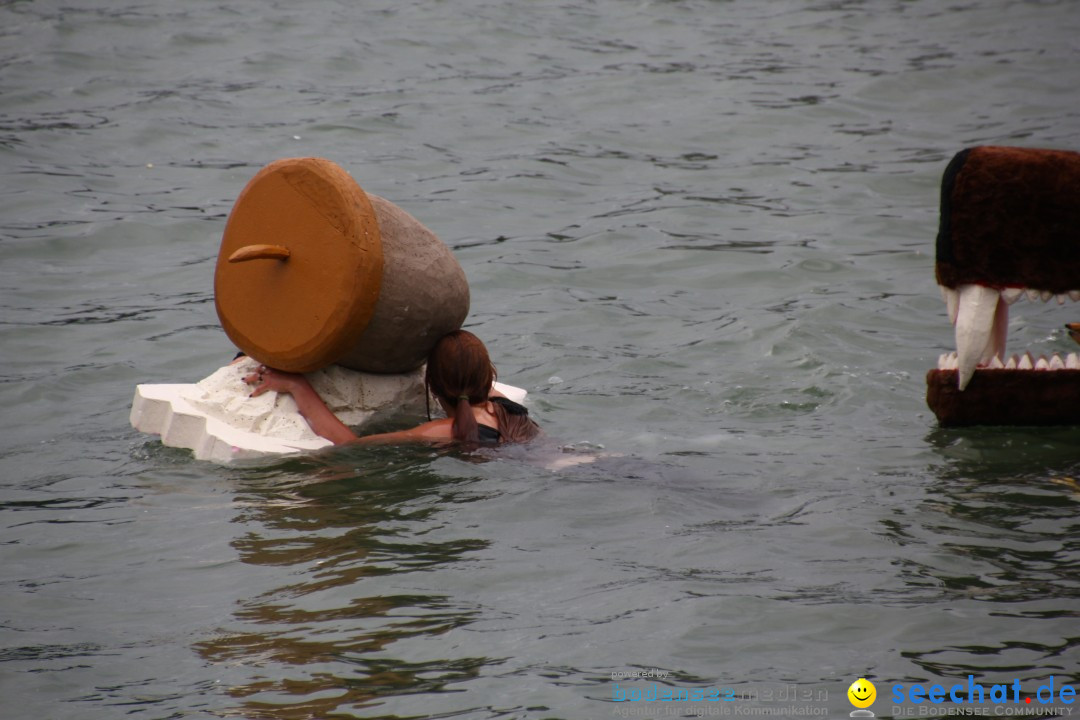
[926,146,1080,426]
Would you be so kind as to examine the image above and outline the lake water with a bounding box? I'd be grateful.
[2,1,1079,718]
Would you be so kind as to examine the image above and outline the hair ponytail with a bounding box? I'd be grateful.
[425,331,496,444]
[453,395,480,444]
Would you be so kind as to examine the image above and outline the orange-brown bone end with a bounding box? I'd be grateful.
[214,157,383,373]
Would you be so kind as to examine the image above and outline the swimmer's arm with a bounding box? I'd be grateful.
[245,367,357,445]
[348,419,452,445]
[273,380,454,446]
[245,366,452,446]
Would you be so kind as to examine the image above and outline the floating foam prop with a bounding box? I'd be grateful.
[133,157,525,460]
[131,358,527,463]
[132,358,425,462]
[926,146,1080,426]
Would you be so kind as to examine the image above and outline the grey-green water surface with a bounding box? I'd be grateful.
[2,1,1079,718]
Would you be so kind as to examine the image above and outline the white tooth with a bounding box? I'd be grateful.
[1027,288,1042,302]
[1041,290,1053,302]
[955,284,1007,390]
[941,286,960,324]
[1005,355,1018,369]
[1019,353,1034,370]
[1068,353,1080,369]
[1001,288,1024,305]
[938,353,948,370]
[948,352,959,370]
[1036,356,1050,370]
[1058,294,1068,305]
[1050,354,1065,370]
[989,356,1004,369]
[1070,290,1080,302]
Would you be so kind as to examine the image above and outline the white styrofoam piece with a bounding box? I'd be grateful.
[131,359,528,463]
[493,381,527,404]
[131,383,333,463]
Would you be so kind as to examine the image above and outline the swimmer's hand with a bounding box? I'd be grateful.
[242,365,356,444]
[242,365,310,398]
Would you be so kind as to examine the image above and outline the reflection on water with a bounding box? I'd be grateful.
[197,454,495,718]
[882,430,1080,688]
[912,430,1080,607]
[185,442,1080,717]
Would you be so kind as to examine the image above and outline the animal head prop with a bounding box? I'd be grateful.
[926,146,1080,426]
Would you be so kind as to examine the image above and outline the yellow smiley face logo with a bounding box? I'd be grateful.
[848,678,876,708]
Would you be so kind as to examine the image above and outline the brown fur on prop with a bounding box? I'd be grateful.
[935,146,1080,293]
[927,369,1080,426]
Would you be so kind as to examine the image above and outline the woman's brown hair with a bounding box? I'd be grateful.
[424,330,540,444]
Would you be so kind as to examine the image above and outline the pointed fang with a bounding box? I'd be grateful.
[955,284,1006,391]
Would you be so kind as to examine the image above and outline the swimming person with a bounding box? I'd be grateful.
[242,330,541,447]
